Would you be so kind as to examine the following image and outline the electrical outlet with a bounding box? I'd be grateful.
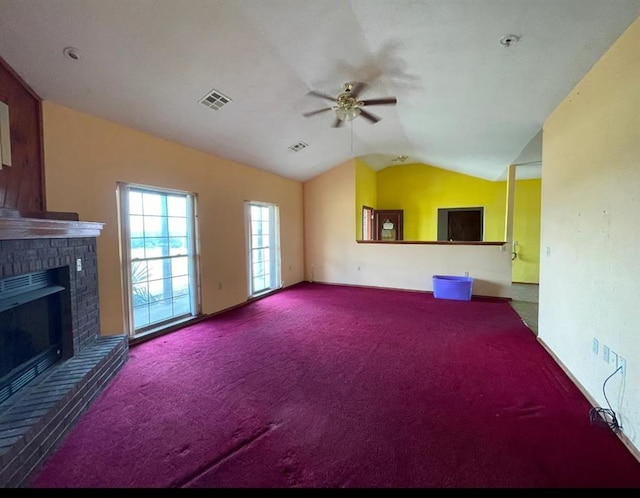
[609,351,618,369]
[76,258,82,272]
[603,345,610,364]
[592,337,599,355]
[618,356,626,376]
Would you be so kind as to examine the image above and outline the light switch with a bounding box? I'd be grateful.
[76,258,82,271]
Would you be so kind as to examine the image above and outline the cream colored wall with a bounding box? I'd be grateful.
[42,101,304,336]
[304,160,512,297]
[540,16,640,454]
[354,158,377,239]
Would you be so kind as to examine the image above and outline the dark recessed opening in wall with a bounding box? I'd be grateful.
[437,207,484,241]
[0,267,71,404]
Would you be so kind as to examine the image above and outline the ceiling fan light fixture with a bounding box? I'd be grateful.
[335,106,361,121]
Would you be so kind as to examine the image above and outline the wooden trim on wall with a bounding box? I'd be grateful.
[0,217,104,240]
[0,54,42,102]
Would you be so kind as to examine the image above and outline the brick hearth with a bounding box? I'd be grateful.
[0,222,128,488]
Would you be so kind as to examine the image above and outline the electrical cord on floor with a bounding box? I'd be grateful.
[589,365,622,433]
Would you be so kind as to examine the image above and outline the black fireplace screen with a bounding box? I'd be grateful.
[0,269,66,403]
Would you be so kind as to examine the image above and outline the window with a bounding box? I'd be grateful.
[245,201,281,297]
[362,205,374,240]
[117,183,200,339]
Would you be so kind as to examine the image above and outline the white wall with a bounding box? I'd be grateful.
[540,16,640,454]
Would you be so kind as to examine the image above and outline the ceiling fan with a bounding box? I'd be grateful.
[303,82,397,128]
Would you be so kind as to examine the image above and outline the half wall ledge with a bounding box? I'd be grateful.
[356,240,506,246]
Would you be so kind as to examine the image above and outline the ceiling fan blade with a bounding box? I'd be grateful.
[360,97,397,106]
[332,116,344,128]
[302,107,333,117]
[307,90,337,102]
[359,109,381,124]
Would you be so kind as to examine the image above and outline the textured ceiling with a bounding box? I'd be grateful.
[1,0,639,182]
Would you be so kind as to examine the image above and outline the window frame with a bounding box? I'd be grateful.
[116,182,201,339]
[244,201,282,298]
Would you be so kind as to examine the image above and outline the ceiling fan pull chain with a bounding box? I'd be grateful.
[350,118,354,156]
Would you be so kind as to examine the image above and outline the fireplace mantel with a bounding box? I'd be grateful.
[0,217,104,240]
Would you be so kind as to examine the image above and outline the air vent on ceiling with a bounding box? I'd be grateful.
[288,141,309,152]
[199,89,232,111]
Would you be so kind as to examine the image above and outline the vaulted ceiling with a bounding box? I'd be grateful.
[1,0,639,182]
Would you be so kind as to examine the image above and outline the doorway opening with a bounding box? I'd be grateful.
[437,207,484,241]
[374,210,404,241]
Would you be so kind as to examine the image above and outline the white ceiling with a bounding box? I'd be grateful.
[1,0,639,182]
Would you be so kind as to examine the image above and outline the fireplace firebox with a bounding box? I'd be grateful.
[0,268,71,404]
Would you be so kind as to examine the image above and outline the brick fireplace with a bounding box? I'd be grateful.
[0,216,129,488]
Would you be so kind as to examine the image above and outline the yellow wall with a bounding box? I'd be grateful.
[42,101,304,336]
[372,162,507,241]
[512,179,541,283]
[354,158,377,239]
[354,162,541,282]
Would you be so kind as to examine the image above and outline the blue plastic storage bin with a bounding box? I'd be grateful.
[432,275,473,301]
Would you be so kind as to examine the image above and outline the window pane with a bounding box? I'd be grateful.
[132,281,151,306]
[129,191,143,215]
[169,237,188,256]
[173,294,191,316]
[130,215,144,238]
[167,195,186,217]
[172,276,189,297]
[253,275,268,292]
[144,238,169,258]
[142,192,164,215]
[148,298,174,323]
[131,261,150,285]
[147,258,168,281]
[171,256,189,277]
[168,217,187,236]
[133,304,150,328]
[142,215,163,236]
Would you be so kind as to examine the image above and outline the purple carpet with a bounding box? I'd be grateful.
[28,282,640,487]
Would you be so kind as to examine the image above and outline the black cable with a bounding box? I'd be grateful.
[589,366,622,433]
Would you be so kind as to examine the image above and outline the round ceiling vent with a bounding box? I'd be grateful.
[499,34,520,48]
[63,46,81,61]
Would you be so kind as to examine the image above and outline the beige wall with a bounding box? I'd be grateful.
[540,16,640,454]
[42,101,304,336]
[304,160,513,297]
